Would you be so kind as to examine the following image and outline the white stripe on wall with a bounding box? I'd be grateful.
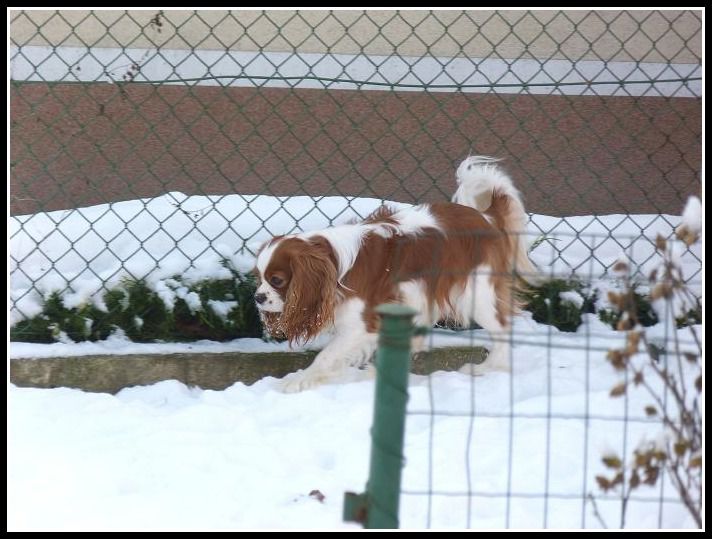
[11,45,701,98]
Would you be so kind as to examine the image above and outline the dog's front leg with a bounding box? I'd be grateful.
[280,298,378,393]
[280,331,378,393]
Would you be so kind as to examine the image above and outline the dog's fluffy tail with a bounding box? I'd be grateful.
[452,156,538,283]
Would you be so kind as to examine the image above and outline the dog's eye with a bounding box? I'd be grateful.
[269,275,284,287]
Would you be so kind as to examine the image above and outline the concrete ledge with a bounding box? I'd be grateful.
[9,346,487,394]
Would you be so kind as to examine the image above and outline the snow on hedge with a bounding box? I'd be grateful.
[10,192,701,324]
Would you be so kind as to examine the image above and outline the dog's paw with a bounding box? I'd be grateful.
[280,370,330,393]
[457,362,487,376]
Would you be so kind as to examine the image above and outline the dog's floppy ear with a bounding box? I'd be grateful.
[280,239,338,344]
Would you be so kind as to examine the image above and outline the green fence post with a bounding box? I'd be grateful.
[343,303,416,529]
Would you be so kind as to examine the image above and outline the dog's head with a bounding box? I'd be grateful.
[254,236,338,344]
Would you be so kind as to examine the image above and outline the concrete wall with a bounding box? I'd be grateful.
[11,10,702,63]
[9,347,486,393]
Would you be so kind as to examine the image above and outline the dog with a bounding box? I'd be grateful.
[253,156,534,392]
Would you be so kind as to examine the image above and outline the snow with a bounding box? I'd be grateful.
[8,314,701,530]
[680,196,702,235]
[9,192,702,325]
[9,332,323,360]
[207,300,239,322]
[559,290,584,309]
[9,193,407,324]
[8,192,702,529]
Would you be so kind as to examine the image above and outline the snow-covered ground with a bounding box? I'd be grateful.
[9,193,702,530]
[8,313,701,530]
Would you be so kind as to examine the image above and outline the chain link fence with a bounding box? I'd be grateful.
[10,11,702,316]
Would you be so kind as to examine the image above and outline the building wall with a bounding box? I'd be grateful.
[10,10,701,216]
[10,10,702,63]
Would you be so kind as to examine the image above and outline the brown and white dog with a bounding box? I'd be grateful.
[254,156,535,392]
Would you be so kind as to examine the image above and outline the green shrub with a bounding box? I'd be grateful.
[172,270,262,341]
[521,278,596,332]
[10,265,263,344]
[675,297,702,329]
[105,280,174,342]
[10,291,110,343]
[13,270,686,344]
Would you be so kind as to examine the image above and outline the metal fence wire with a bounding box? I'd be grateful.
[398,240,702,529]
[9,9,702,529]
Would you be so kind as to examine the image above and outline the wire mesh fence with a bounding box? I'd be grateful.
[9,9,702,529]
[339,214,701,528]
[397,236,702,528]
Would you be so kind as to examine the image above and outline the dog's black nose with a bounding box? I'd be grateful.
[255,293,267,305]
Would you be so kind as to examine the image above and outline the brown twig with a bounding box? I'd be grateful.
[587,493,608,529]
